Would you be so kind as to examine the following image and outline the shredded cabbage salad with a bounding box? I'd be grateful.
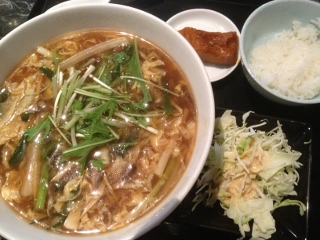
[193,110,306,240]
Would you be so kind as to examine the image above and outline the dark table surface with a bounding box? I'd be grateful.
[1,0,320,239]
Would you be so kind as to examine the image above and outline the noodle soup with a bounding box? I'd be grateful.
[0,30,196,234]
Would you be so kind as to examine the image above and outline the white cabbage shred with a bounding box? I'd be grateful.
[193,110,306,240]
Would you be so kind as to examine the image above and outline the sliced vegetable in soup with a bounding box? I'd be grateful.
[0,30,196,234]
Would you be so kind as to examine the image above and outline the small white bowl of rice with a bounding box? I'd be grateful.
[240,0,320,105]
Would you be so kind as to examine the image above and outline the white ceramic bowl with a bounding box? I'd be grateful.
[240,0,320,105]
[46,0,111,12]
[0,3,214,240]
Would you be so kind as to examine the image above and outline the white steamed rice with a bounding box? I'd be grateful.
[249,19,320,100]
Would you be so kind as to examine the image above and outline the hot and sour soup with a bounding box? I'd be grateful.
[0,30,196,234]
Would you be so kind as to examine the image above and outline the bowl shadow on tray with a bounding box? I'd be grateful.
[153,108,311,240]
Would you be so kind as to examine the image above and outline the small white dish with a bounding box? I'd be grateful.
[46,0,111,12]
[167,9,240,82]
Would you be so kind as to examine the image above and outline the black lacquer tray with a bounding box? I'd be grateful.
[156,108,311,240]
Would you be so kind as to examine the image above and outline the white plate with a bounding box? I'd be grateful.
[46,0,111,12]
[167,9,240,82]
